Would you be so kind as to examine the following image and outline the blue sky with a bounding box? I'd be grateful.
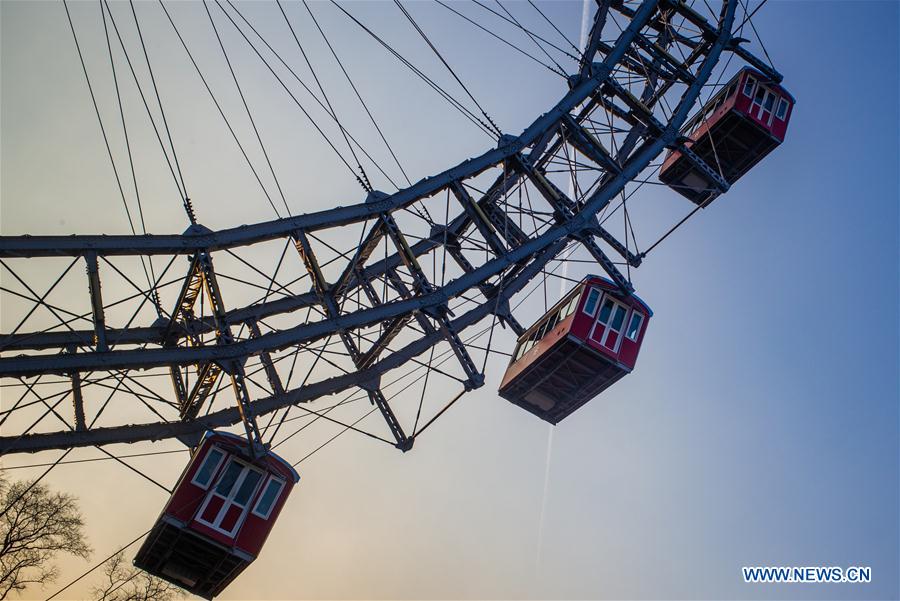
[1,1,898,599]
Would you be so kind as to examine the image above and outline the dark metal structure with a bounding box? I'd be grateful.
[0,0,784,457]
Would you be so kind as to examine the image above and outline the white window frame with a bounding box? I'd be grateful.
[625,312,644,342]
[775,98,789,120]
[252,476,286,520]
[513,341,525,361]
[521,338,535,356]
[541,312,558,338]
[751,86,777,125]
[742,75,756,98]
[190,446,226,490]
[582,287,601,317]
[195,458,265,537]
[761,90,776,124]
[590,296,630,353]
[603,303,629,352]
[752,85,766,108]
[560,292,580,320]
[512,288,582,364]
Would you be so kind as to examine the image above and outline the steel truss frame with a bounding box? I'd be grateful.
[0,0,780,455]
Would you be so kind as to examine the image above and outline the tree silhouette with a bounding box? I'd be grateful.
[91,552,183,601]
[0,476,91,599]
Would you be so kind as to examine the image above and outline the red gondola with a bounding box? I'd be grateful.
[498,276,651,424]
[659,67,794,205]
[134,431,299,599]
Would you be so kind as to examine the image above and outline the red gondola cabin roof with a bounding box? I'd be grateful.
[584,275,654,317]
[202,431,300,483]
[740,67,796,104]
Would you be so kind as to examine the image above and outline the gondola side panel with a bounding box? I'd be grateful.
[164,440,219,524]
[616,306,650,369]
[234,460,298,556]
[498,312,576,391]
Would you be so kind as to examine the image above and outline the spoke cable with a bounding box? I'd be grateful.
[302,0,412,187]
[394,0,503,139]
[329,0,500,139]
[129,0,191,215]
[221,0,403,190]
[45,530,152,600]
[434,0,568,78]
[493,0,568,75]
[63,1,137,239]
[63,0,160,316]
[1,448,188,471]
[156,0,290,215]
[99,1,159,305]
[475,0,581,63]
[277,0,373,192]
[212,0,373,192]
[204,1,291,217]
[527,0,582,57]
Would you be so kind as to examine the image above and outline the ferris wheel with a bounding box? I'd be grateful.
[0,0,790,596]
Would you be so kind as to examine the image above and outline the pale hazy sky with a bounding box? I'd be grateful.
[1,1,898,600]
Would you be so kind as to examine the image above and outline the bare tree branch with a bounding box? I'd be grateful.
[91,552,183,601]
[0,476,91,599]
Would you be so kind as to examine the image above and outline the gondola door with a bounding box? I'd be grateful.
[195,457,264,538]
[589,295,629,353]
[752,86,777,125]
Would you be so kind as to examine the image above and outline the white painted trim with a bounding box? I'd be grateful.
[751,86,777,126]
[625,311,644,342]
[190,446,226,490]
[582,287,601,317]
[776,97,789,120]
[195,457,265,538]
[743,75,756,98]
[589,295,629,353]
[251,476,285,520]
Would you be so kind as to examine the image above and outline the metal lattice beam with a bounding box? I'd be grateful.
[0,0,776,455]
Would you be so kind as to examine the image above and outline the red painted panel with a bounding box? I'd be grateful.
[164,481,206,524]
[603,331,620,351]
[164,443,219,523]
[234,481,295,556]
[588,321,604,344]
[617,311,649,369]
[189,520,236,548]
[235,514,266,555]
[569,303,594,341]
[201,496,224,523]
[219,505,242,534]
[617,340,637,368]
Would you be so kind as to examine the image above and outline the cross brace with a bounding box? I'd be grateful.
[293,229,411,450]
[84,252,108,352]
[165,249,264,454]
[513,155,634,294]
[380,215,484,389]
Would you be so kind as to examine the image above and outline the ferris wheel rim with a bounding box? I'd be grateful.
[1,3,689,258]
[0,0,748,455]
